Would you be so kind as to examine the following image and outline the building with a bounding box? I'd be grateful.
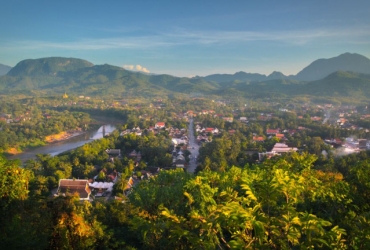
[105,149,122,161]
[57,179,91,200]
[155,122,165,129]
[271,143,298,153]
[258,143,298,161]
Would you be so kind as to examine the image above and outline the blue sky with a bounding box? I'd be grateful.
[1,0,369,77]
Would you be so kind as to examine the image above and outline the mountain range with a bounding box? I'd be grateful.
[0,63,12,76]
[203,53,370,83]
[0,53,370,102]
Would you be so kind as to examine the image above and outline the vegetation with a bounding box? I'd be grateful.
[1,54,370,248]
[3,146,370,249]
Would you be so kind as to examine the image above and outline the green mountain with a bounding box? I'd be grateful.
[214,78,303,98]
[7,57,94,77]
[203,53,370,83]
[294,53,370,81]
[202,70,291,83]
[299,71,370,99]
[203,71,268,82]
[0,63,12,76]
[0,58,219,97]
[1,56,370,103]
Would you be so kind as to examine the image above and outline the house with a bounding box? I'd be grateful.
[57,179,91,200]
[128,150,142,161]
[105,149,122,158]
[172,138,187,146]
[172,150,187,168]
[266,129,280,135]
[222,117,234,123]
[174,159,186,168]
[155,122,165,129]
[253,136,265,142]
[105,149,122,162]
[204,127,219,134]
[275,133,286,140]
[271,143,298,153]
[258,143,298,162]
[89,182,114,195]
[311,116,322,122]
[239,117,247,122]
[120,129,131,136]
[337,118,347,126]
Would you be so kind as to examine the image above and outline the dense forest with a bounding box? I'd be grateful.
[3,148,370,249]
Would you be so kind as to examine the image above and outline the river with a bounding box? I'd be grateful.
[8,124,116,163]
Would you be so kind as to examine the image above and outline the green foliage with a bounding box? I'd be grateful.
[127,153,349,249]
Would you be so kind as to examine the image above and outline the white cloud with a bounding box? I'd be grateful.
[123,65,134,70]
[135,65,150,73]
[123,64,150,73]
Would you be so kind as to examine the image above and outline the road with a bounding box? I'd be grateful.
[322,108,331,124]
[187,117,200,173]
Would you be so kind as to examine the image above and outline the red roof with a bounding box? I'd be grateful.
[266,129,279,134]
[253,136,265,142]
[205,127,214,132]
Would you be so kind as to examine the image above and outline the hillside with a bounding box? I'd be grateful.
[203,53,370,83]
[203,71,267,83]
[0,58,220,97]
[298,71,370,100]
[214,78,303,98]
[7,57,94,77]
[0,63,12,76]
[295,53,370,81]
[1,56,370,102]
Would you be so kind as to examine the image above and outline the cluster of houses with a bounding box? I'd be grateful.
[325,137,370,151]
[252,128,307,143]
[195,124,219,144]
[120,122,170,137]
[119,121,191,170]
[0,112,32,123]
[186,110,233,123]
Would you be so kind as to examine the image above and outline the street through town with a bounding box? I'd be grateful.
[187,117,200,173]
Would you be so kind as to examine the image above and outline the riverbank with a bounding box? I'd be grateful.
[5,130,85,156]
[7,124,117,163]
[45,130,85,143]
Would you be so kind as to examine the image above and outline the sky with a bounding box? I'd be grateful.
[1,0,369,77]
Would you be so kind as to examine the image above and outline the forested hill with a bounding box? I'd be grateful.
[202,71,291,83]
[0,59,220,97]
[0,63,12,76]
[7,57,94,77]
[294,52,370,81]
[299,71,370,98]
[203,52,370,82]
[1,56,370,102]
